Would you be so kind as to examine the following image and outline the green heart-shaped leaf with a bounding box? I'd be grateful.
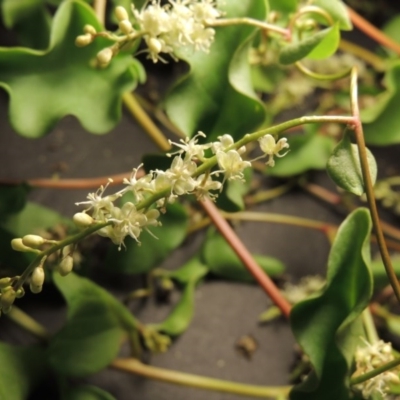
[279,25,338,65]
[48,272,138,377]
[164,0,267,141]
[290,208,373,400]
[312,0,352,30]
[326,132,377,196]
[0,0,141,138]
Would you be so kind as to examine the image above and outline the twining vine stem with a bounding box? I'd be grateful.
[349,67,400,303]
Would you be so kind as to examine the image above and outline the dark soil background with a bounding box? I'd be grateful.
[1,2,400,399]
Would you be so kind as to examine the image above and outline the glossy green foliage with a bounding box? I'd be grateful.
[267,127,335,177]
[279,25,339,65]
[106,203,188,274]
[202,230,284,282]
[290,208,373,400]
[0,0,142,138]
[65,385,117,400]
[326,132,377,196]
[155,257,208,336]
[363,63,400,145]
[269,0,297,13]
[164,0,267,141]
[312,0,352,30]
[0,342,46,400]
[48,272,138,377]
[1,0,51,49]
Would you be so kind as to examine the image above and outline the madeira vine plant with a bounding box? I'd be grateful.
[2,0,400,399]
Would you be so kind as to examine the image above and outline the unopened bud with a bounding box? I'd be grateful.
[83,24,97,35]
[22,234,45,248]
[29,283,42,294]
[31,267,45,287]
[11,238,34,252]
[75,34,93,47]
[73,212,94,228]
[119,19,133,35]
[58,255,74,277]
[15,287,25,298]
[1,287,16,309]
[115,6,129,21]
[0,278,11,289]
[97,47,113,67]
[148,37,162,54]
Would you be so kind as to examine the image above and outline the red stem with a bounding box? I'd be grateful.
[347,6,400,56]
[201,198,292,318]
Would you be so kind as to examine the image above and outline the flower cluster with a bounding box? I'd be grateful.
[352,340,400,398]
[76,1,222,66]
[134,0,222,62]
[281,275,325,304]
[74,132,289,250]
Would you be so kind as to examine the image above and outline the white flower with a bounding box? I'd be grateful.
[168,131,211,161]
[282,275,325,304]
[194,174,221,200]
[99,202,160,249]
[258,134,289,167]
[119,166,153,202]
[76,179,120,220]
[132,0,221,62]
[165,156,198,195]
[216,150,251,182]
[212,134,246,154]
[352,340,400,399]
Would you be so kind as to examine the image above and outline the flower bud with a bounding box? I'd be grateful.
[119,19,133,35]
[73,212,94,228]
[30,283,42,294]
[31,267,45,287]
[57,255,74,277]
[22,234,45,248]
[83,24,96,35]
[75,34,93,47]
[97,47,113,67]
[1,287,16,310]
[115,6,129,21]
[148,37,162,54]
[11,238,34,252]
[15,287,25,298]
[0,278,11,289]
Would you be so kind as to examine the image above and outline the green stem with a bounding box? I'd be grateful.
[111,358,291,398]
[350,357,400,386]
[122,92,171,152]
[295,61,352,81]
[6,306,50,342]
[221,211,336,233]
[362,308,379,344]
[246,181,295,204]
[210,18,291,40]
[349,67,400,304]
[13,222,110,291]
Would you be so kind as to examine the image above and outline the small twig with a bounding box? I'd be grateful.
[122,92,171,152]
[93,0,107,26]
[347,6,400,56]
[201,198,292,318]
[350,67,400,303]
[111,358,291,398]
